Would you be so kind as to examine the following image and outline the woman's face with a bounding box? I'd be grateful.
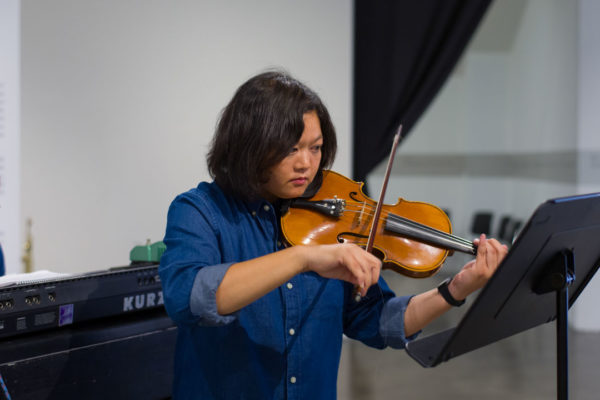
[261,111,323,202]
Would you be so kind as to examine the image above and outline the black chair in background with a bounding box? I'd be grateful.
[471,211,493,236]
[495,215,524,245]
[497,215,513,242]
[507,219,523,243]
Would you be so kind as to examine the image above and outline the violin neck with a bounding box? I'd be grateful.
[384,213,476,255]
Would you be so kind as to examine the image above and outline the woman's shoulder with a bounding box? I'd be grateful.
[175,181,224,205]
[171,180,249,218]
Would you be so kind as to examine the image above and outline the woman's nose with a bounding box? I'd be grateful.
[294,149,310,170]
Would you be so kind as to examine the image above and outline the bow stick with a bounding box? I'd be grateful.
[354,125,403,301]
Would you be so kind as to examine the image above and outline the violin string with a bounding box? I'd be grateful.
[340,206,468,244]
[335,211,473,256]
[336,205,473,248]
[342,203,472,244]
[386,213,474,246]
[309,197,473,250]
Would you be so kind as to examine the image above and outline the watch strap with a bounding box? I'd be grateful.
[437,277,465,307]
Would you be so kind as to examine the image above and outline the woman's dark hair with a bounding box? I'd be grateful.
[207,70,337,201]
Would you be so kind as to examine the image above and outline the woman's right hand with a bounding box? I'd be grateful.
[216,243,381,315]
[302,243,382,297]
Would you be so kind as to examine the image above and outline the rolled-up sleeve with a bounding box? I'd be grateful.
[379,295,420,349]
[159,191,236,327]
[343,278,418,350]
[189,263,238,326]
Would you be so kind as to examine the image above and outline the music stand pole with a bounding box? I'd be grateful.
[534,249,575,400]
[557,251,574,400]
[557,280,569,400]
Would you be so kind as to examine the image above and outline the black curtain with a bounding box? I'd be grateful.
[353,0,493,186]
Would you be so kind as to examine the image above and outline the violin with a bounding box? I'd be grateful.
[280,170,476,278]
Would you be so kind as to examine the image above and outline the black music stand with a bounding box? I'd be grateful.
[406,192,600,400]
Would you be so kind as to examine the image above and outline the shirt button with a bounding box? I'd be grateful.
[289,328,295,336]
[286,282,293,290]
[263,205,270,212]
[251,211,257,216]
[290,376,297,384]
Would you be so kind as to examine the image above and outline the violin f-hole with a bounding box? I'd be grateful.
[337,231,368,244]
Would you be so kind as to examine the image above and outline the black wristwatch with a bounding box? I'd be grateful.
[437,277,465,307]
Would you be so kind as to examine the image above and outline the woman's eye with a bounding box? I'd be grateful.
[311,145,322,152]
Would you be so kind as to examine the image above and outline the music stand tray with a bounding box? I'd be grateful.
[405,192,600,400]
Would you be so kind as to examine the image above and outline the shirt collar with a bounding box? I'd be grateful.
[246,198,278,216]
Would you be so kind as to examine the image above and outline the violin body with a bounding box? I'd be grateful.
[281,170,454,278]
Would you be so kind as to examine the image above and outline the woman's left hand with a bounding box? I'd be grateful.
[448,234,508,301]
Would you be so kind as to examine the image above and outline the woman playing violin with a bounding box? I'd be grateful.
[158,70,508,400]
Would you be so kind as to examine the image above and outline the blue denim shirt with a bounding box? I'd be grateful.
[159,181,417,399]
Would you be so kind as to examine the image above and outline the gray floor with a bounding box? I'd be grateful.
[337,269,600,400]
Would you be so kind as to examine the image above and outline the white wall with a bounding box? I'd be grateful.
[21,0,352,273]
[0,0,20,274]
[571,0,600,332]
